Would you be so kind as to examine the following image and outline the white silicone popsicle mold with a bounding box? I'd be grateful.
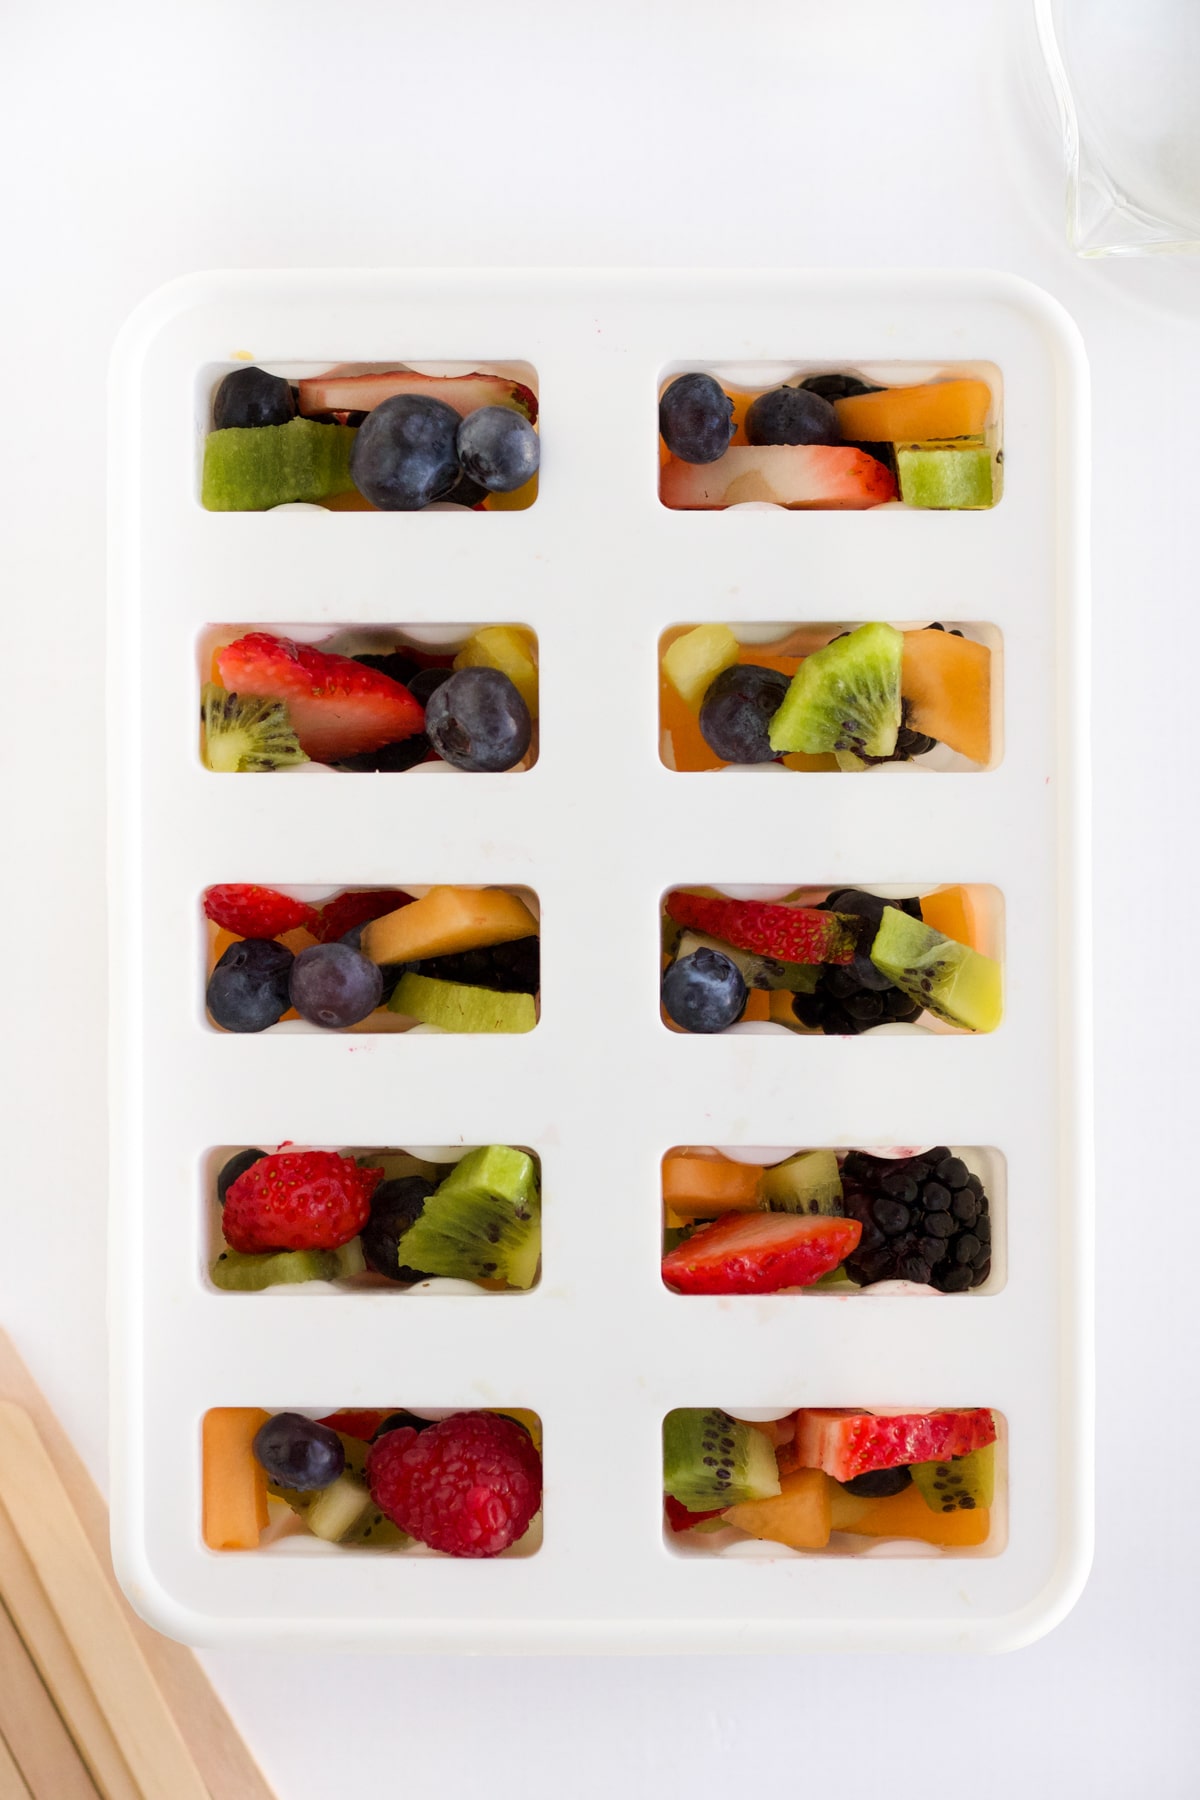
[108,269,1092,1652]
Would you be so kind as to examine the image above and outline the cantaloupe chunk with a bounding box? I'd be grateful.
[902,629,992,765]
[662,1150,763,1218]
[203,1408,271,1551]
[361,885,537,965]
[660,667,725,771]
[833,379,991,444]
[920,884,978,951]
[830,1480,991,1548]
[454,627,539,717]
[722,1468,832,1549]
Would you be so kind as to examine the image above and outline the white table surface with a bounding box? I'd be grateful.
[2,0,1196,1792]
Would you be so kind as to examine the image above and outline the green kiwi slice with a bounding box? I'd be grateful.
[868,907,1002,1033]
[759,1150,843,1214]
[210,1239,364,1290]
[768,622,902,758]
[393,1147,541,1289]
[201,417,357,511]
[201,683,308,773]
[911,1443,995,1513]
[662,1408,781,1509]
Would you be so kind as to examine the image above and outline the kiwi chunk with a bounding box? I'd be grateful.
[270,1431,410,1546]
[202,683,309,773]
[663,1408,781,1509]
[393,1147,541,1289]
[896,447,993,510]
[210,1240,364,1290]
[675,930,821,994]
[768,622,902,759]
[759,1150,843,1214]
[201,417,358,511]
[869,907,1002,1033]
[389,971,536,1034]
[911,1443,995,1513]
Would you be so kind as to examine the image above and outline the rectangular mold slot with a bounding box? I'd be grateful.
[197,358,540,511]
[204,1142,542,1294]
[662,1407,1007,1559]
[198,621,539,774]
[203,882,541,1036]
[657,359,1002,510]
[661,1146,1004,1295]
[659,621,1002,772]
[661,883,1005,1037]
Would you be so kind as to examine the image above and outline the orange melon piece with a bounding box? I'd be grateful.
[663,1150,763,1219]
[769,991,800,1026]
[722,1468,832,1549]
[919,885,978,951]
[780,750,839,771]
[830,1481,991,1548]
[834,379,991,444]
[203,1407,271,1550]
[902,629,992,765]
[741,989,770,1024]
[361,885,537,965]
[660,668,724,771]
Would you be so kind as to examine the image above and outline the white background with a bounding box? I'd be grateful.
[2,0,1197,1794]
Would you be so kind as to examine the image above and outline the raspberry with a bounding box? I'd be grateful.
[366,1412,542,1558]
[838,1148,992,1291]
[222,1151,383,1253]
[204,884,319,939]
[315,888,414,944]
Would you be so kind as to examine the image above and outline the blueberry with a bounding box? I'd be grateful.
[456,407,540,493]
[289,942,383,1029]
[841,1465,912,1498]
[216,1147,267,1204]
[662,948,747,1033]
[698,664,789,764]
[406,666,453,707]
[333,734,432,773]
[252,1413,345,1490]
[212,366,297,430]
[659,373,734,464]
[361,1176,436,1282]
[352,650,421,687]
[373,1410,433,1438]
[744,386,840,447]
[424,667,531,772]
[206,938,294,1033]
[350,394,461,510]
[799,373,881,404]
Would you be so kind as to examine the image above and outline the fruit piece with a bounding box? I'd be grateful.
[896,447,993,510]
[901,630,992,764]
[917,884,979,950]
[793,1408,997,1482]
[201,683,309,773]
[252,1413,345,1490]
[212,366,296,430]
[659,373,735,463]
[662,1150,762,1218]
[911,1443,995,1514]
[362,885,538,964]
[414,936,540,995]
[837,1147,992,1291]
[661,444,896,510]
[869,908,1002,1033]
[663,1409,781,1509]
[373,1411,434,1439]
[289,943,383,1029]
[389,972,536,1033]
[799,373,880,403]
[675,931,822,997]
[349,393,461,509]
[270,1429,411,1547]
[317,1410,385,1441]
[216,1147,267,1204]
[830,1481,991,1548]
[722,1468,832,1550]
[203,885,319,939]
[297,369,538,423]
[661,1211,861,1295]
[202,1408,270,1550]
[759,1149,842,1214]
[664,1495,724,1532]
[206,938,294,1033]
[361,1175,436,1281]
[210,1241,364,1289]
[223,1150,382,1254]
[664,891,858,966]
[662,948,747,1033]
[453,626,539,718]
[832,379,991,443]
[352,649,422,686]
[698,664,789,764]
[395,1148,540,1289]
[842,1465,913,1498]
[662,624,741,712]
[768,622,902,759]
[202,418,357,511]
[456,406,540,491]
[425,667,532,771]
[367,1412,542,1557]
[314,888,414,944]
[789,891,923,1035]
[333,735,433,772]
[744,387,839,447]
[216,633,424,762]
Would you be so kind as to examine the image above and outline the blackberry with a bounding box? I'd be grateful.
[837,1149,992,1291]
[409,936,540,995]
[789,891,923,1035]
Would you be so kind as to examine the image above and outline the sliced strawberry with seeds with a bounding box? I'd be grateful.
[204,884,320,938]
[315,888,415,944]
[216,633,424,762]
[297,370,538,425]
[793,1408,997,1483]
[661,444,896,510]
[665,891,859,965]
[662,1211,861,1295]
[664,1494,723,1532]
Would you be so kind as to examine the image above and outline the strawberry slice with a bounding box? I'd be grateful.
[203,884,320,938]
[661,444,896,510]
[793,1408,997,1483]
[662,1212,861,1295]
[315,888,415,944]
[665,891,859,966]
[297,370,538,425]
[664,1494,723,1532]
[216,633,424,762]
